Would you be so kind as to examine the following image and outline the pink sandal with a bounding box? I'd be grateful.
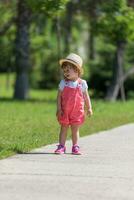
[72,145,81,155]
[55,144,66,154]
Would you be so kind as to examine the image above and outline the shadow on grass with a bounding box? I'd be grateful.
[21,152,57,155]
[0,146,72,158]
[0,145,28,155]
[20,152,73,155]
[5,146,55,155]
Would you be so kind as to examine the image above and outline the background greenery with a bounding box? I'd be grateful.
[0,0,134,100]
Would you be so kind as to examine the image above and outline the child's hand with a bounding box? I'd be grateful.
[56,109,63,118]
[87,109,93,117]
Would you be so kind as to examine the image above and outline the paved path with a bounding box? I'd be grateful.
[0,124,134,200]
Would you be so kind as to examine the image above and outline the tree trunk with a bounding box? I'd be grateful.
[63,2,73,54]
[56,16,62,60]
[14,0,31,100]
[89,27,95,60]
[105,41,126,101]
[88,2,97,60]
[55,16,63,79]
[128,0,134,7]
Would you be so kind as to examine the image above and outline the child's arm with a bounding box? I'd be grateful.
[56,89,63,118]
[83,89,93,116]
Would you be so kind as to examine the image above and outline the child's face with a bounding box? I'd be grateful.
[62,62,78,80]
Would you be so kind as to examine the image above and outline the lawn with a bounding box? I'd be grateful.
[0,75,134,159]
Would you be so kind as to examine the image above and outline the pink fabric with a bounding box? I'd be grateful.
[58,79,85,125]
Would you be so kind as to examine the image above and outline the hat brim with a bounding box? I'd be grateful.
[59,59,81,69]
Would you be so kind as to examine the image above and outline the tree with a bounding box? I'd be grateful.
[97,0,134,101]
[14,0,69,99]
[77,0,100,59]
[13,0,31,99]
[63,1,74,54]
[76,0,110,59]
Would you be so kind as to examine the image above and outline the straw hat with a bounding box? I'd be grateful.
[59,53,83,69]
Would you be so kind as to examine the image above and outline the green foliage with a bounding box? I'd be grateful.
[0,1,16,25]
[26,0,69,16]
[89,38,115,98]
[29,16,60,89]
[101,0,127,12]
[0,2,16,72]
[0,26,16,72]
[125,42,134,64]
[39,54,59,89]
[98,0,134,42]
[0,0,134,98]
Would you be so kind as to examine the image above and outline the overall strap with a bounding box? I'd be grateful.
[77,78,83,87]
[78,78,82,83]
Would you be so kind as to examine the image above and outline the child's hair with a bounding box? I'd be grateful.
[62,62,84,77]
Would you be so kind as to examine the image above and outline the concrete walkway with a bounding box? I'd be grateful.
[0,124,134,200]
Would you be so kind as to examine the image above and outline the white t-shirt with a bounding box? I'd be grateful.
[59,79,88,92]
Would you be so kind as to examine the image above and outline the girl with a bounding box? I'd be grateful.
[55,53,93,155]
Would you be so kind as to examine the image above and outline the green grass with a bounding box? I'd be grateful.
[0,74,134,159]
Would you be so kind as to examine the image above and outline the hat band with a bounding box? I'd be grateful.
[65,58,80,66]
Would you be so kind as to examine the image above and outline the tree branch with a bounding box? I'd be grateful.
[116,66,134,100]
[122,67,134,82]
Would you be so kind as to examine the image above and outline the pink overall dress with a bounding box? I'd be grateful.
[58,79,85,126]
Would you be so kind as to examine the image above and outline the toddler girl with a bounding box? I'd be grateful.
[55,53,93,155]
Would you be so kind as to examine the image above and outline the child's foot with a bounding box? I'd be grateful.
[72,145,81,155]
[54,144,66,154]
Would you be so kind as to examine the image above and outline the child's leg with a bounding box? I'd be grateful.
[71,124,80,146]
[59,125,69,146]
[71,124,81,155]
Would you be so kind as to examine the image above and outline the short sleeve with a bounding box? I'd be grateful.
[82,80,88,92]
[59,79,65,91]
